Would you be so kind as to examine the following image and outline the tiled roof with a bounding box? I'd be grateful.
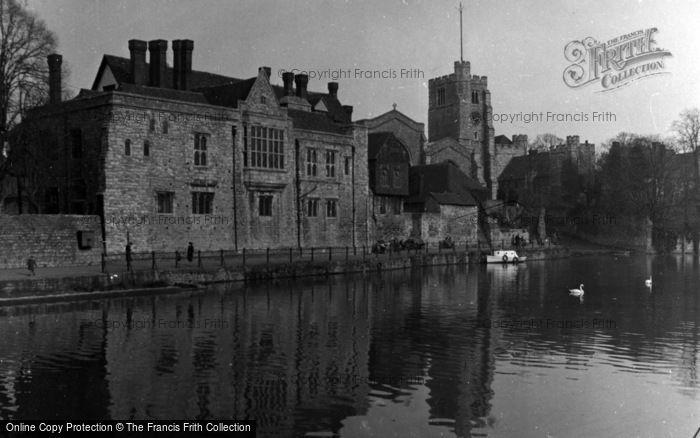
[119,83,209,104]
[91,54,353,131]
[407,161,487,209]
[287,109,350,135]
[411,161,488,194]
[93,55,239,90]
[198,78,257,108]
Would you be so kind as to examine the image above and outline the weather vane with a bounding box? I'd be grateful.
[457,2,464,62]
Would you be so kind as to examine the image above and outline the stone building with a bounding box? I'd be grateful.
[18,39,369,253]
[404,161,489,244]
[496,135,595,206]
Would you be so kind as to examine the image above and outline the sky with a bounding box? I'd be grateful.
[26,0,700,148]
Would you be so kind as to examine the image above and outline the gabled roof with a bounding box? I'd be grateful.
[406,161,487,210]
[91,55,239,91]
[498,152,552,181]
[357,108,425,132]
[425,136,470,159]
[495,135,512,144]
[198,78,257,108]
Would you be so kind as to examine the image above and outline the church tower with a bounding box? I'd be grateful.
[426,4,496,198]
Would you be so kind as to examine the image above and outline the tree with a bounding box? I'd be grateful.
[0,0,58,212]
[671,108,700,250]
[595,134,681,251]
[672,108,700,181]
[530,133,563,151]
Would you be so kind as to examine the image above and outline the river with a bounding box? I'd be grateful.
[1,255,698,437]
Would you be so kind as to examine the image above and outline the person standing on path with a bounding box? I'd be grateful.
[187,242,194,263]
[126,242,133,271]
[26,257,37,276]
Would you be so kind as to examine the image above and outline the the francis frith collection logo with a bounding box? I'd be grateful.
[563,28,672,92]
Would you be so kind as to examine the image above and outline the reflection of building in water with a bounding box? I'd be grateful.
[0,305,110,420]
[486,263,522,293]
[103,280,371,436]
[366,266,497,437]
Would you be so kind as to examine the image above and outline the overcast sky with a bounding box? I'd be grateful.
[27,0,700,147]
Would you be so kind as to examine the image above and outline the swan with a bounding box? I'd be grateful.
[645,276,652,287]
[569,284,584,298]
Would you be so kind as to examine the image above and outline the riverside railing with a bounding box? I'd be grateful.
[100,239,557,274]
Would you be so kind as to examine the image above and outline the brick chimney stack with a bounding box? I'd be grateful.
[172,40,182,89]
[148,39,168,87]
[128,39,147,85]
[295,74,308,98]
[179,40,193,90]
[47,54,62,104]
[282,72,294,96]
[173,40,194,90]
[328,82,338,98]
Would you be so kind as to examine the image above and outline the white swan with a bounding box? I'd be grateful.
[645,276,652,288]
[569,284,584,298]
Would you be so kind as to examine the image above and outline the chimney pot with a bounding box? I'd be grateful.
[47,54,62,104]
[328,82,338,98]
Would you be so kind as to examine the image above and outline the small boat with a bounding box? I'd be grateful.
[486,250,526,264]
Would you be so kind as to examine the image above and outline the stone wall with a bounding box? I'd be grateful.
[492,135,527,193]
[371,208,411,242]
[489,226,530,248]
[412,205,478,244]
[0,214,101,268]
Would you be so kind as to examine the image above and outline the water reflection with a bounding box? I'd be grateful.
[0,256,699,437]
